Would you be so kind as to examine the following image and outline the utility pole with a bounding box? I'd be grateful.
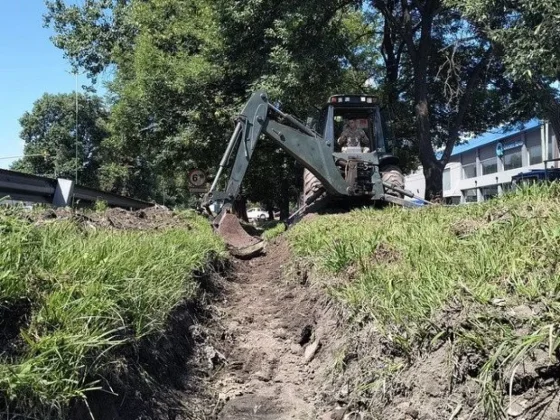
[75,70,79,185]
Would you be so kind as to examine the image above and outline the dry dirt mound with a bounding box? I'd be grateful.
[31,205,191,230]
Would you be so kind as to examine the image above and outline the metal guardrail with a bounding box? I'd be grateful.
[0,169,152,210]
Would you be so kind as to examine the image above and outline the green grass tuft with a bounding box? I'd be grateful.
[262,221,287,241]
[287,183,560,417]
[0,210,225,417]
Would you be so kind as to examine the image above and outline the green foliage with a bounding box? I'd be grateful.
[93,200,108,212]
[44,0,134,80]
[45,0,382,209]
[288,184,560,417]
[12,93,108,187]
[447,0,560,82]
[0,210,224,417]
[446,0,560,142]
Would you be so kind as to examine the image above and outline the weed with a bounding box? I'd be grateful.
[93,200,108,212]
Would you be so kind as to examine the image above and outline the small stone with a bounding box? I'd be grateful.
[492,298,506,307]
[253,371,270,382]
[344,412,363,420]
[332,406,347,420]
[273,329,288,340]
[405,408,419,418]
[322,407,347,420]
[338,384,350,398]
[204,345,226,369]
[304,339,321,364]
[507,401,524,417]
[218,393,228,401]
[290,343,302,355]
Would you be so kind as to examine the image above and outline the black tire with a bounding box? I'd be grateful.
[303,168,324,205]
[259,214,266,220]
[380,164,405,197]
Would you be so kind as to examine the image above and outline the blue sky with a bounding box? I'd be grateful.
[0,2,104,169]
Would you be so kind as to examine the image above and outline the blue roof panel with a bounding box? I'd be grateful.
[449,118,541,156]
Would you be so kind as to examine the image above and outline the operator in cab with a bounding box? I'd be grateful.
[337,118,369,151]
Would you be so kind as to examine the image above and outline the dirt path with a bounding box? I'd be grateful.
[210,240,330,420]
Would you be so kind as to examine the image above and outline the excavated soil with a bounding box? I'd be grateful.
[29,205,189,230]
[206,239,343,420]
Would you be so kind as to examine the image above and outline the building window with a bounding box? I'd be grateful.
[503,149,523,171]
[481,185,499,201]
[481,157,497,175]
[463,188,477,203]
[463,163,477,179]
[528,144,542,165]
[443,169,451,191]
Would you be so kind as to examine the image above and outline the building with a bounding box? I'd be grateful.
[405,119,558,204]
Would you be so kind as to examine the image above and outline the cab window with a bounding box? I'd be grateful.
[333,111,375,152]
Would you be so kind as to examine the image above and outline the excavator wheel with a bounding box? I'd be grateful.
[303,168,323,205]
[381,164,405,197]
[301,168,331,215]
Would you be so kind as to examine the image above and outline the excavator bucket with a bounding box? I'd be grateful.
[215,213,265,259]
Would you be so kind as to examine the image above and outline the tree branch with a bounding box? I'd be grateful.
[441,47,493,163]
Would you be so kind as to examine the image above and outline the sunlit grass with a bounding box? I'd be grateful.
[0,209,225,418]
[287,183,560,417]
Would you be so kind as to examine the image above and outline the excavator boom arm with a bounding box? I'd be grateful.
[203,91,350,218]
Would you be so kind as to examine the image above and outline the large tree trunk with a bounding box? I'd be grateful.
[423,161,444,202]
[540,89,560,154]
[410,1,441,200]
[279,176,290,221]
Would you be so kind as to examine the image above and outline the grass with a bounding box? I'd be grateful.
[0,209,225,418]
[261,221,287,241]
[287,184,560,418]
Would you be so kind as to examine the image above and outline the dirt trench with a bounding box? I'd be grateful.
[207,239,341,420]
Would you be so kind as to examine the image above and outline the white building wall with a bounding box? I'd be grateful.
[404,122,555,203]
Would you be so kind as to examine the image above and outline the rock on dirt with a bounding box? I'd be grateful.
[304,339,322,364]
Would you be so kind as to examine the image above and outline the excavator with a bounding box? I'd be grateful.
[202,90,426,257]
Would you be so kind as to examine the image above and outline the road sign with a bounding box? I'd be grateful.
[188,169,207,193]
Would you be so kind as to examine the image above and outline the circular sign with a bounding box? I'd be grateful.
[188,169,206,187]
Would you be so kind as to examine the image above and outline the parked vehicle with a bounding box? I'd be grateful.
[247,207,268,221]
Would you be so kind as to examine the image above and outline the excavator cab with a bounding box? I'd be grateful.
[316,95,389,155]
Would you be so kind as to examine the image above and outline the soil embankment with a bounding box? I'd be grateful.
[208,239,341,420]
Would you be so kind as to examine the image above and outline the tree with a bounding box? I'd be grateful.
[371,0,519,199]
[12,93,109,187]
[446,0,560,144]
[45,0,381,212]
[44,0,134,82]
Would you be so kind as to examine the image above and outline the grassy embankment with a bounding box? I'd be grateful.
[0,209,225,418]
[287,184,560,418]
